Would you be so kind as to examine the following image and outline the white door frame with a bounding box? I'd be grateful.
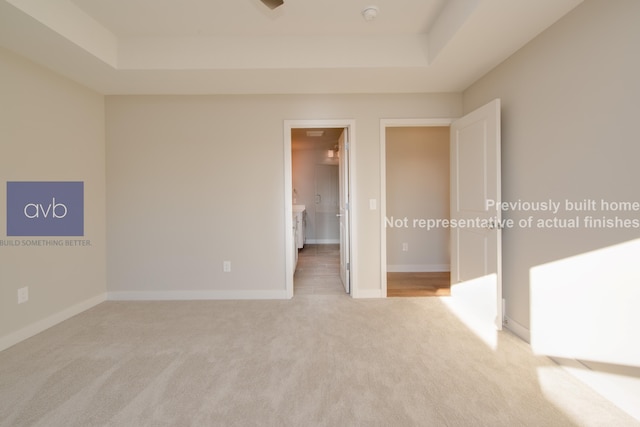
[379,118,453,297]
[284,119,357,298]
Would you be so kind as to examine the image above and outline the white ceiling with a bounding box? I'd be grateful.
[0,0,583,95]
[69,0,447,37]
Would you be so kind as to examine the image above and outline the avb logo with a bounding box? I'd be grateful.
[23,198,68,219]
[7,182,84,236]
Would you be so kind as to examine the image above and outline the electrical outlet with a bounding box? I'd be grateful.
[17,286,28,304]
[223,261,231,273]
[402,243,408,252]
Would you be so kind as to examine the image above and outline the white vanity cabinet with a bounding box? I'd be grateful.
[293,205,306,249]
[292,205,306,269]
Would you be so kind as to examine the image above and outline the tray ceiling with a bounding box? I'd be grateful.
[0,0,583,94]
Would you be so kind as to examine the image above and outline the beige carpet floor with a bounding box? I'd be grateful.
[0,296,637,426]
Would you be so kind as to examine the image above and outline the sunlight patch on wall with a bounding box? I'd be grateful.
[530,238,640,367]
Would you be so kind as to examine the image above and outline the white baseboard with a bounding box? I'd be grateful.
[305,239,339,244]
[354,289,384,298]
[387,264,450,273]
[0,293,107,352]
[502,318,640,422]
[108,289,289,301]
[504,315,530,343]
[551,358,640,422]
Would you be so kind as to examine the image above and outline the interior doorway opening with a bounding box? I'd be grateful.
[381,101,503,335]
[380,119,453,297]
[292,128,342,296]
[284,120,356,299]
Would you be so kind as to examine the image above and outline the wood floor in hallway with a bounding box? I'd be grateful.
[387,271,451,297]
[295,244,450,297]
[294,244,346,296]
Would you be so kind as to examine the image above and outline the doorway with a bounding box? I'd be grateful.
[380,100,503,337]
[284,120,356,298]
[380,119,453,297]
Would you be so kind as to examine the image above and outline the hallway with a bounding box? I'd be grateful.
[293,244,345,296]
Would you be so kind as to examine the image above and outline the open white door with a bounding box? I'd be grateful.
[449,99,502,337]
[338,129,350,293]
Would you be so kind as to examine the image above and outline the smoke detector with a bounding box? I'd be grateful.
[362,6,379,21]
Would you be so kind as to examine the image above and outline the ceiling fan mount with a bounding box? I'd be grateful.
[261,0,284,10]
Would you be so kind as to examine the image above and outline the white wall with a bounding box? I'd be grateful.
[385,127,450,271]
[463,0,640,417]
[464,0,640,334]
[105,94,462,298]
[0,47,106,350]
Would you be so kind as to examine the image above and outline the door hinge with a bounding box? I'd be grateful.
[346,262,350,271]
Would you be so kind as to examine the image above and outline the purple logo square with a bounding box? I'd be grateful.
[7,182,84,236]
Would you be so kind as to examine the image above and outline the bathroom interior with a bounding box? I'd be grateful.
[291,128,343,295]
